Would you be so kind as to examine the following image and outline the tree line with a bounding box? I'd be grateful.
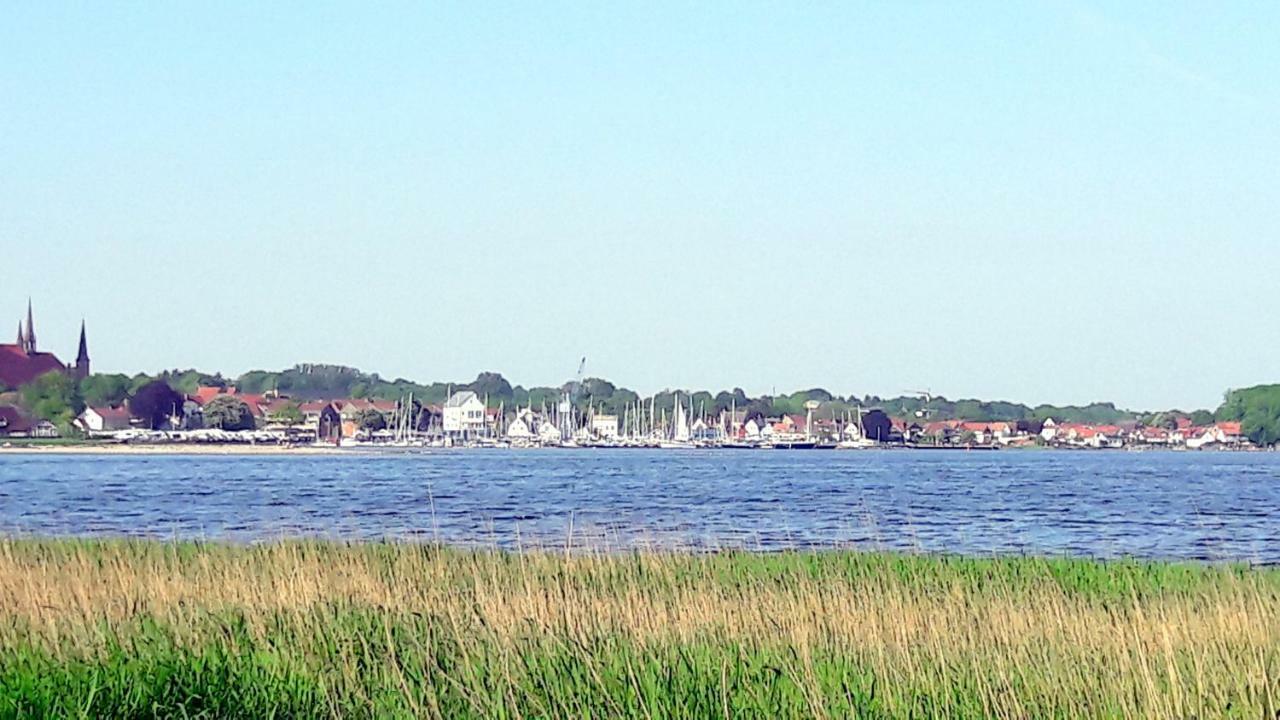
[6,364,1277,445]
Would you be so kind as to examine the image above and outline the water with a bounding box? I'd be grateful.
[2,450,1278,562]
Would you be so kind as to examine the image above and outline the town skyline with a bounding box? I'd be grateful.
[5,4,1279,411]
[0,293,1267,414]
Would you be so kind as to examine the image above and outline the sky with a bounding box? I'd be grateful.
[2,1,1277,411]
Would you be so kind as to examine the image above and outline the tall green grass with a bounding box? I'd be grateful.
[1,540,1278,718]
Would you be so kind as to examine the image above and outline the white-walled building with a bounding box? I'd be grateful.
[443,391,486,436]
[591,414,619,438]
[77,406,132,434]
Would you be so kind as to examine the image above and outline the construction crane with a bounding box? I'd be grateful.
[561,357,588,438]
[903,389,935,418]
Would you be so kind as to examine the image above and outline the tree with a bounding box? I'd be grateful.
[203,395,256,431]
[1189,410,1215,427]
[21,371,83,429]
[861,409,894,443]
[271,401,303,427]
[129,380,185,430]
[358,408,386,431]
[80,373,131,408]
[468,372,513,405]
[1217,385,1280,447]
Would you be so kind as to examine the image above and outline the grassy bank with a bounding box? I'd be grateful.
[1,541,1278,718]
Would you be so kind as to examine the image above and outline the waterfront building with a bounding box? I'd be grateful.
[77,406,132,434]
[590,413,619,439]
[443,391,486,436]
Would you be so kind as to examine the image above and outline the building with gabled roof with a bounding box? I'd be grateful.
[0,300,90,389]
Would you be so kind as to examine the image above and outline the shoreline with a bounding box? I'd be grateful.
[0,441,1269,455]
[0,442,349,455]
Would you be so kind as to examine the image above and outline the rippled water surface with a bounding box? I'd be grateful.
[2,450,1279,561]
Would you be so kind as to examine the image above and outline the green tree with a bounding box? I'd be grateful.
[129,380,185,430]
[20,371,83,429]
[1189,410,1215,427]
[203,395,256,431]
[270,401,304,427]
[358,409,386,432]
[80,373,131,408]
[1217,385,1280,446]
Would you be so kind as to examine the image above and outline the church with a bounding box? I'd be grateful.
[0,300,90,390]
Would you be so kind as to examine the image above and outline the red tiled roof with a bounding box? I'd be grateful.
[1216,421,1243,436]
[89,405,131,421]
[191,386,224,404]
[0,345,67,389]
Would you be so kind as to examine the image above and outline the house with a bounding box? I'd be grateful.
[1216,422,1245,443]
[1186,422,1248,449]
[506,409,537,439]
[299,400,333,425]
[1140,427,1172,445]
[0,406,33,436]
[591,414,619,438]
[77,406,133,434]
[720,409,747,436]
[443,391,486,436]
[537,420,563,443]
[316,403,342,444]
[1040,418,1059,442]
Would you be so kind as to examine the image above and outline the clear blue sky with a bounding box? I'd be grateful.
[2,1,1277,410]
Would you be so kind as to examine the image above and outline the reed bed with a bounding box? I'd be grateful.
[1,539,1278,718]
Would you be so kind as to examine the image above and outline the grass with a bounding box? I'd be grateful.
[1,540,1279,718]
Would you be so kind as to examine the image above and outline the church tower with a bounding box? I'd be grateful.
[75,320,91,379]
[22,299,36,353]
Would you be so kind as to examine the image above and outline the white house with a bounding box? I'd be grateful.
[1039,418,1058,442]
[506,408,537,439]
[77,406,132,434]
[537,421,563,443]
[443,391,487,436]
[591,414,619,438]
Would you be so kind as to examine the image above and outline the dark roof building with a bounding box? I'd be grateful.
[0,300,90,389]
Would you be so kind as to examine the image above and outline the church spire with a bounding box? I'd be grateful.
[15,320,23,348]
[24,298,35,353]
[75,319,90,379]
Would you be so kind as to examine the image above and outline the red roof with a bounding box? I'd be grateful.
[1216,421,1243,436]
[90,405,131,421]
[190,386,224,405]
[0,405,33,434]
[0,345,67,389]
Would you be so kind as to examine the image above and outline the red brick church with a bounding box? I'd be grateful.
[0,300,90,390]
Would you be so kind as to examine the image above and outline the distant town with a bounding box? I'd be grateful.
[1,300,1276,451]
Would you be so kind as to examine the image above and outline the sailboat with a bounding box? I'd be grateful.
[660,392,694,449]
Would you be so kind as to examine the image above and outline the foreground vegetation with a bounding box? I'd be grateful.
[1,541,1279,718]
